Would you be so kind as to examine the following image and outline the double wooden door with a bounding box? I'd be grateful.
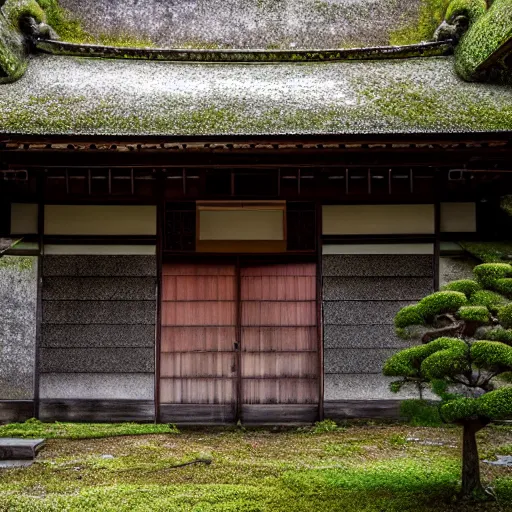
[159,259,319,424]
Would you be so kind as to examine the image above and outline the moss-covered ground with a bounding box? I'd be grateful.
[459,242,512,263]
[0,420,511,511]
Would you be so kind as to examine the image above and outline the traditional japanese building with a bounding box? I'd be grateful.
[0,0,511,425]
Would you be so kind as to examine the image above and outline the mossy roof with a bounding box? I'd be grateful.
[55,0,430,49]
[1,54,512,137]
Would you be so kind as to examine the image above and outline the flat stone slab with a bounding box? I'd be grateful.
[483,456,512,467]
[0,439,45,460]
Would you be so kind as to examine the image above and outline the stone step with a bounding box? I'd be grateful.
[0,439,45,461]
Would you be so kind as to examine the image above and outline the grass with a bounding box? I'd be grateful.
[0,421,510,511]
[459,241,512,263]
[0,419,178,439]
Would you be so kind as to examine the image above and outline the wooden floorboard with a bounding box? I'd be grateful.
[39,400,155,423]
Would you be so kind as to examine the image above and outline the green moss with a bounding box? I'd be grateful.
[470,289,508,313]
[445,0,486,23]
[473,262,512,287]
[360,79,512,132]
[457,305,490,322]
[459,241,512,263]
[441,279,481,297]
[3,0,46,28]
[390,0,451,45]
[0,8,27,82]
[0,419,179,439]
[418,291,468,319]
[454,0,512,81]
[0,255,34,271]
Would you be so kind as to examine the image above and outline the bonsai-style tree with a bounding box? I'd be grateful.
[383,262,512,500]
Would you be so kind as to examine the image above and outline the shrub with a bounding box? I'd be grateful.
[394,304,425,328]
[441,279,481,297]
[479,327,512,346]
[418,291,467,319]
[384,337,469,380]
[471,340,512,369]
[312,419,338,433]
[473,263,512,288]
[499,303,512,328]
[400,399,443,427]
[494,278,512,298]
[470,289,508,313]
[457,305,490,323]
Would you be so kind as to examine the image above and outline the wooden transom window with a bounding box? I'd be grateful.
[196,201,287,253]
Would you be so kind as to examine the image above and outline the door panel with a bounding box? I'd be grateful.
[240,263,319,422]
[160,263,237,423]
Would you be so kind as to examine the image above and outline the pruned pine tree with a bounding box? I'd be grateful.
[383,263,512,500]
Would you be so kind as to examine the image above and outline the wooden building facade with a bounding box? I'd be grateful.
[1,134,512,424]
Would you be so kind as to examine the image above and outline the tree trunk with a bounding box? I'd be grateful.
[461,422,485,499]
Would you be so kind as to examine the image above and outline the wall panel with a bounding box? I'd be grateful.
[40,253,157,421]
[322,247,433,415]
[0,256,38,400]
[44,205,156,235]
[322,205,434,235]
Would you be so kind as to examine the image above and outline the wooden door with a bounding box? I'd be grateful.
[159,262,237,424]
[240,262,319,424]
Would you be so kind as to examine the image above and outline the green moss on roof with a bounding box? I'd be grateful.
[390,0,450,45]
[3,0,46,28]
[1,55,511,136]
[451,0,512,80]
[445,0,486,23]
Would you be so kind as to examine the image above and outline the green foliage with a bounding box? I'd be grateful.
[471,340,512,370]
[479,327,512,345]
[394,304,425,328]
[0,418,179,439]
[457,305,490,323]
[35,0,88,42]
[441,279,481,297]
[454,0,512,81]
[459,241,512,263]
[284,457,459,495]
[311,419,338,433]
[389,0,451,45]
[499,303,512,328]
[418,291,467,320]
[399,399,444,427]
[383,337,469,380]
[473,262,512,287]
[3,0,46,28]
[469,289,508,313]
[494,277,512,299]
[441,387,512,422]
[445,0,487,23]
